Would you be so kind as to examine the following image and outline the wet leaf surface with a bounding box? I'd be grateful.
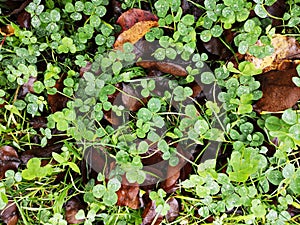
[141,198,163,225]
[114,21,159,49]
[116,8,158,32]
[0,201,18,225]
[18,76,36,98]
[165,198,179,222]
[254,68,300,112]
[48,74,69,113]
[65,197,86,224]
[202,37,232,60]
[17,11,31,28]
[136,60,188,77]
[20,134,64,164]
[266,0,286,26]
[0,146,20,180]
[116,175,140,209]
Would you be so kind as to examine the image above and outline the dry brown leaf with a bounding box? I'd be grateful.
[113,21,158,49]
[116,8,158,32]
[136,60,188,77]
[253,68,300,112]
[246,34,300,72]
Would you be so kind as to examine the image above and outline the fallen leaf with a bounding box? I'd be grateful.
[165,198,179,222]
[136,60,188,77]
[65,197,85,224]
[18,76,36,98]
[0,201,18,225]
[140,167,164,191]
[141,196,179,225]
[181,0,205,20]
[79,61,92,77]
[29,116,47,129]
[246,34,300,72]
[81,146,112,183]
[0,24,15,37]
[116,8,158,32]
[202,37,233,60]
[0,146,20,179]
[17,11,31,28]
[48,74,69,113]
[113,21,158,49]
[20,132,65,164]
[116,175,140,209]
[265,0,286,26]
[120,83,148,112]
[162,146,192,193]
[140,142,164,166]
[7,0,32,16]
[253,68,300,112]
[141,199,163,225]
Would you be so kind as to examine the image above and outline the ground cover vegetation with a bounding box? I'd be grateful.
[0,0,300,224]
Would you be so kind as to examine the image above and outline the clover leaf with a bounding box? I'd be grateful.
[22,158,53,180]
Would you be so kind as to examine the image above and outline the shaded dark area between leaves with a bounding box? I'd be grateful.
[0,0,30,15]
[20,129,66,164]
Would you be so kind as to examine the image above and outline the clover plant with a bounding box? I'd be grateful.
[1,0,300,224]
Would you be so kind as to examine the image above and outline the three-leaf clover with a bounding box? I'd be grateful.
[22,158,53,180]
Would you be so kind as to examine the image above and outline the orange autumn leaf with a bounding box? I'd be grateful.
[113,20,158,50]
[0,24,15,37]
